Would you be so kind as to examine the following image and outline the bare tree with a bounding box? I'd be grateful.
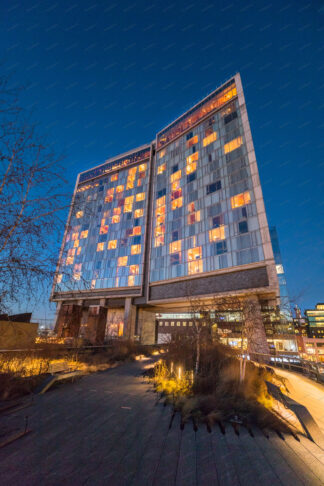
[0,74,70,311]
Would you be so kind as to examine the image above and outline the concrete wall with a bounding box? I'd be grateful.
[0,321,38,349]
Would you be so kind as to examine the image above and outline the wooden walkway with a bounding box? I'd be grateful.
[1,360,324,485]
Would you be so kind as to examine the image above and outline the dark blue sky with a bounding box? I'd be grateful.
[1,0,323,321]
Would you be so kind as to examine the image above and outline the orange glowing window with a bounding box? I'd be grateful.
[128,275,135,286]
[116,185,124,193]
[124,204,133,213]
[111,173,118,182]
[224,136,243,154]
[105,195,114,203]
[133,226,141,235]
[91,279,96,289]
[156,205,165,217]
[128,167,137,177]
[138,163,147,172]
[159,149,166,158]
[171,188,182,200]
[170,170,181,183]
[137,179,142,187]
[134,208,144,218]
[131,244,141,255]
[157,163,166,174]
[118,256,128,266]
[126,181,134,190]
[129,264,139,275]
[100,225,109,234]
[155,225,165,237]
[72,232,79,241]
[170,240,182,254]
[56,274,62,284]
[155,235,164,247]
[80,230,88,239]
[76,211,84,218]
[113,207,121,215]
[203,131,217,147]
[188,259,203,275]
[136,192,145,201]
[77,247,82,255]
[172,180,180,191]
[230,191,251,209]
[156,195,165,207]
[171,197,183,210]
[187,202,196,213]
[186,152,199,165]
[73,240,79,248]
[125,196,134,205]
[186,135,198,148]
[67,248,75,257]
[66,256,74,265]
[112,215,120,224]
[187,211,200,225]
[156,214,165,226]
[186,161,197,175]
[209,225,226,242]
[188,246,202,261]
[108,240,117,249]
[97,242,105,252]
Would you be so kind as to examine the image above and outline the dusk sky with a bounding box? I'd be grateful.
[1,0,323,322]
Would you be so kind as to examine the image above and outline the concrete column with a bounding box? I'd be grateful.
[242,295,269,362]
[86,306,108,344]
[138,308,156,345]
[124,298,136,340]
[55,304,82,339]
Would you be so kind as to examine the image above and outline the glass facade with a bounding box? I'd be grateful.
[55,153,150,292]
[149,96,264,283]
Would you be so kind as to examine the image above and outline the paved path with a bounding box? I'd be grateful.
[1,359,324,485]
[274,367,324,433]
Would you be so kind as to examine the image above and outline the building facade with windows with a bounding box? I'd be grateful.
[51,73,282,352]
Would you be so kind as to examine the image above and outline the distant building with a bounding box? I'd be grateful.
[51,73,294,354]
[305,304,324,338]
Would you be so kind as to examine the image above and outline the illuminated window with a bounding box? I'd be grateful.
[131,244,141,254]
[157,163,166,174]
[73,239,79,248]
[187,211,200,225]
[134,208,144,218]
[186,162,197,175]
[170,170,181,183]
[188,260,203,275]
[116,185,124,193]
[113,207,121,215]
[128,275,135,286]
[108,240,117,249]
[159,149,166,158]
[224,136,243,154]
[57,274,62,283]
[171,188,182,200]
[124,195,134,213]
[138,163,147,172]
[77,247,81,255]
[156,205,165,217]
[112,215,120,224]
[100,225,109,234]
[231,191,251,209]
[209,225,225,242]
[126,181,134,190]
[118,256,128,266]
[72,232,79,241]
[186,135,198,148]
[128,167,137,177]
[67,248,75,257]
[80,230,88,239]
[203,131,217,147]
[91,279,96,289]
[66,256,74,265]
[136,192,145,201]
[155,235,164,247]
[133,226,141,235]
[169,240,182,253]
[186,152,199,164]
[111,173,118,182]
[105,194,114,203]
[76,211,84,218]
[97,242,104,251]
[171,197,182,210]
[129,264,139,275]
[156,195,165,207]
[188,247,202,261]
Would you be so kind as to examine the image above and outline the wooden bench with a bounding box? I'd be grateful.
[36,361,85,395]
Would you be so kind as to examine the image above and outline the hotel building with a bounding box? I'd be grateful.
[51,73,290,353]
